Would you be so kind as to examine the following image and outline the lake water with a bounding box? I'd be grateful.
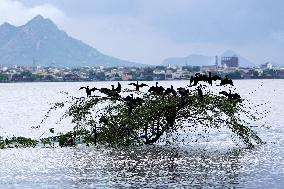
[0,80,283,188]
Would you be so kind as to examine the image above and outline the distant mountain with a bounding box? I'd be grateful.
[0,15,142,67]
[0,22,18,45]
[162,50,256,68]
[162,54,215,67]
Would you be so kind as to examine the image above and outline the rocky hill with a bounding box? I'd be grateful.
[0,15,142,67]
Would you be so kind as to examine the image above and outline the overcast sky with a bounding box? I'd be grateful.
[0,0,284,65]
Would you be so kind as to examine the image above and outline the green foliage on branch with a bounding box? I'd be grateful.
[42,74,265,148]
[0,136,38,148]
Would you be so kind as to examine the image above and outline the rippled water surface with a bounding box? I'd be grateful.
[0,80,283,188]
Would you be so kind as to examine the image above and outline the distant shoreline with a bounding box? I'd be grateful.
[1,78,284,84]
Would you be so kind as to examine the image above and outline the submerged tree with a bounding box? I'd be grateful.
[42,73,265,148]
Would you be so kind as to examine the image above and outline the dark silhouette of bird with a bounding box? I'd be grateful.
[99,87,111,95]
[219,90,241,102]
[124,94,144,105]
[189,73,209,86]
[148,82,165,94]
[203,72,222,85]
[98,85,120,98]
[128,81,148,91]
[177,87,189,96]
[165,85,177,96]
[79,86,98,97]
[197,86,203,100]
[49,128,54,133]
[96,82,122,98]
[220,75,234,86]
[123,94,144,114]
[111,82,122,93]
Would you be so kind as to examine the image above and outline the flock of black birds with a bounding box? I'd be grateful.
[189,72,234,86]
[79,82,121,98]
[79,72,241,111]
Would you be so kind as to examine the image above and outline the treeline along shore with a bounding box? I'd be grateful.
[1,65,284,83]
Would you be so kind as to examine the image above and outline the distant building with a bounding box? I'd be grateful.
[221,56,239,68]
[215,56,219,66]
[260,62,273,69]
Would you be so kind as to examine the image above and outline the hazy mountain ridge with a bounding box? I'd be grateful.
[0,22,19,46]
[0,15,142,67]
[162,50,256,68]
[162,54,215,67]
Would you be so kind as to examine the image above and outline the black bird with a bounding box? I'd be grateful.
[97,82,122,98]
[128,81,148,91]
[99,87,120,98]
[99,87,111,94]
[165,85,177,96]
[219,90,241,102]
[204,72,221,85]
[79,86,98,97]
[148,82,165,94]
[123,94,144,114]
[112,82,122,93]
[220,75,234,86]
[177,87,189,96]
[197,86,203,100]
[124,94,144,105]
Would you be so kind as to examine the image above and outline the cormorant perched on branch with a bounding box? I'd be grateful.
[177,87,189,96]
[123,94,144,114]
[112,82,122,93]
[219,90,241,102]
[98,82,121,98]
[128,81,148,91]
[165,85,177,96]
[79,86,98,97]
[206,72,222,85]
[99,88,120,98]
[148,82,165,94]
[220,75,234,86]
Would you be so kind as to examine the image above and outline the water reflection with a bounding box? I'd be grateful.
[100,146,243,188]
[0,80,283,188]
[0,145,247,188]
